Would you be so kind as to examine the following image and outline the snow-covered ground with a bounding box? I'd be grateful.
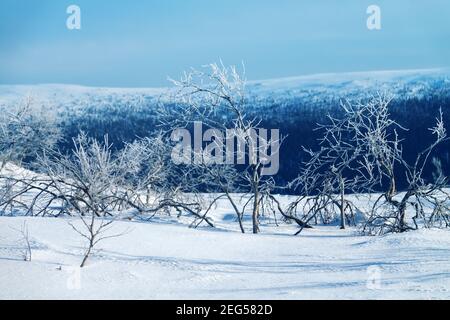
[1,69,450,300]
[1,212,449,300]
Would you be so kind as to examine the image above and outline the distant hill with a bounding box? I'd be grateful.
[1,68,450,192]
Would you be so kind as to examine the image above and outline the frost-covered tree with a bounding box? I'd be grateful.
[289,97,385,231]
[0,98,60,170]
[116,133,173,208]
[39,133,125,267]
[291,94,450,235]
[363,107,450,234]
[161,62,283,233]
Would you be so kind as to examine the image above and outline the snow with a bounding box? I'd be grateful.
[1,69,450,299]
[1,212,449,299]
[1,68,449,107]
[248,68,448,91]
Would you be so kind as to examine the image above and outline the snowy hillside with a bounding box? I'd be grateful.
[2,68,450,188]
[249,68,450,92]
[1,214,450,299]
[1,68,449,106]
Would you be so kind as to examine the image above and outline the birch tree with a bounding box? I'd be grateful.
[161,62,283,233]
[292,94,450,234]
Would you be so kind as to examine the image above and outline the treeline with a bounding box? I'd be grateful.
[54,79,450,193]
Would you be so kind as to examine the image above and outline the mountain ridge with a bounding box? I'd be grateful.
[1,67,449,104]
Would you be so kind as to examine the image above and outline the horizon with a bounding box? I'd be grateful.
[1,67,449,89]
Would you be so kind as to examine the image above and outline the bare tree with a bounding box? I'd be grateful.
[0,98,60,216]
[70,213,124,268]
[116,133,172,209]
[0,98,60,170]
[363,107,449,234]
[115,133,215,227]
[291,93,449,235]
[290,98,379,231]
[161,62,283,233]
[38,133,126,267]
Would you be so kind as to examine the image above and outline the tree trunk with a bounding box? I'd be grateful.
[398,192,411,232]
[80,245,92,268]
[399,206,407,232]
[146,187,151,205]
[252,165,261,234]
[340,177,345,230]
[388,176,396,199]
[252,189,260,234]
[226,192,245,233]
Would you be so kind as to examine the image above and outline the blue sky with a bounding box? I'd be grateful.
[0,0,449,87]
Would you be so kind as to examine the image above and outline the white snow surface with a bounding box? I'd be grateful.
[1,211,449,300]
[1,70,450,299]
[1,68,449,106]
